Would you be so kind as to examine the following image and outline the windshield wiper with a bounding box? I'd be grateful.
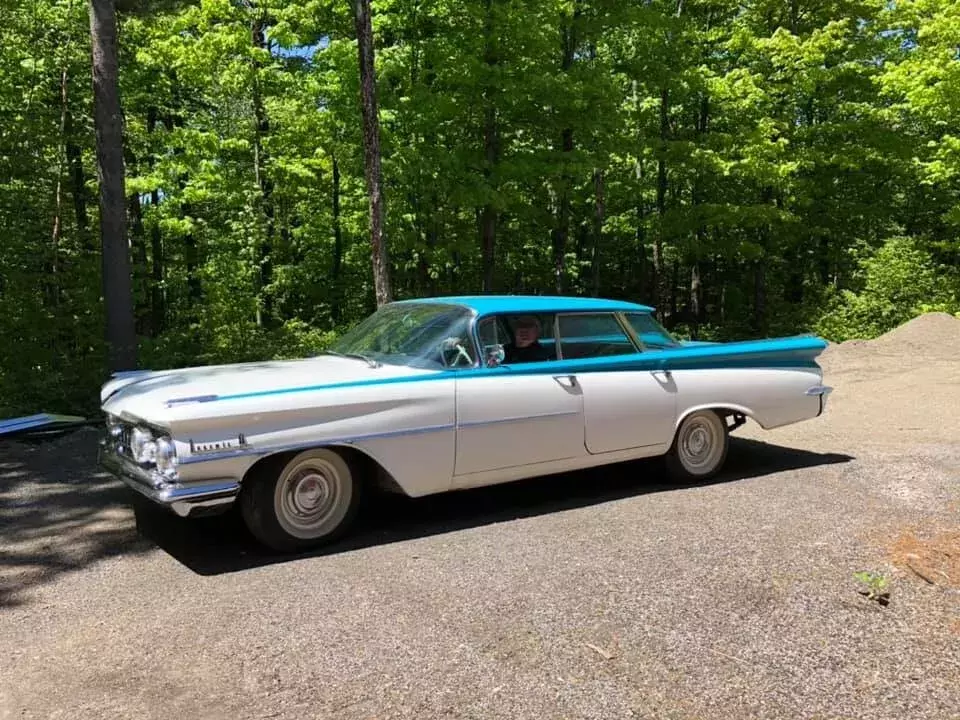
[321,350,381,368]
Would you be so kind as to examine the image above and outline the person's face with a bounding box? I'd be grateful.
[514,320,540,347]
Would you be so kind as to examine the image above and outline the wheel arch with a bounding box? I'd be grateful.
[240,443,408,496]
[674,403,763,433]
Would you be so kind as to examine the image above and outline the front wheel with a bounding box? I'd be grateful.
[665,410,729,482]
[240,448,361,552]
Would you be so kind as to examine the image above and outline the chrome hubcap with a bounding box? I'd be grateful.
[677,414,724,473]
[275,458,347,538]
[688,427,709,455]
[292,473,327,513]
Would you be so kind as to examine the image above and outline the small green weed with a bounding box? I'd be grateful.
[853,570,891,606]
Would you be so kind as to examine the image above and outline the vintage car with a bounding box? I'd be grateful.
[99,295,831,551]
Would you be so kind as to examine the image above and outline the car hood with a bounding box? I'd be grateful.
[100,355,436,423]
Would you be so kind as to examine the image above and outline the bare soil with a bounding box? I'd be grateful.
[1,312,959,720]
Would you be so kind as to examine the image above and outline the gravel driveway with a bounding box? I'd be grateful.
[2,315,959,720]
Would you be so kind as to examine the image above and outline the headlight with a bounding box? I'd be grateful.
[130,427,156,464]
[106,414,123,439]
[155,437,178,476]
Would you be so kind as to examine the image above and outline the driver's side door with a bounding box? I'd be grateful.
[452,314,585,483]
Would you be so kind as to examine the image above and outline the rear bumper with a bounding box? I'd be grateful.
[98,441,240,517]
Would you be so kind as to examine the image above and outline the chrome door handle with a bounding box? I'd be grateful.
[553,375,577,388]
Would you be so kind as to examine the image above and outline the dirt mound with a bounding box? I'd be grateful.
[824,312,960,363]
[870,312,960,355]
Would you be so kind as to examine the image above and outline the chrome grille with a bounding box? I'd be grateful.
[106,417,136,460]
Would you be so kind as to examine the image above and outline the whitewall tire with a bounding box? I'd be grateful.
[240,448,361,552]
[665,410,729,481]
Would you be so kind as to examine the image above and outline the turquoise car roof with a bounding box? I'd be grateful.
[395,295,655,316]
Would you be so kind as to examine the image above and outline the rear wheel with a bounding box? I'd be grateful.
[240,448,361,552]
[665,410,729,482]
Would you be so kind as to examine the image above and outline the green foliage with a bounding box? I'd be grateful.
[816,237,960,341]
[2,0,960,414]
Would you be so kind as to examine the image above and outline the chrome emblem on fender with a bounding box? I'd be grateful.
[189,433,249,455]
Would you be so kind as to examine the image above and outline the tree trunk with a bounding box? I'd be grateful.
[426,189,439,296]
[479,0,498,293]
[251,16,275,326]
[67,142,89,249]
[669,258,679,324]
[146,106,164,335]
[49,68,72,309]
[690,263,701,337]
[89,0,136,371]
[754,186,773,335]
[58,67,92,253]
[686,93,708,335]
[480,203,496,293]
[552,127,573,294]
[754,260,767,336]
[653,86,669,318]
[50,176,63,309]
[632,84,647,301]
[150,187,164,334]
[552,3,579,294]
[331,154,343,323]
[128,192,150,334]
[183,200,202,306]
[591,168,604,297]
[353,0,392,306]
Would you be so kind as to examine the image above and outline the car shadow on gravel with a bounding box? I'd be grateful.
[135,437,854,576]
[0,430,154,608]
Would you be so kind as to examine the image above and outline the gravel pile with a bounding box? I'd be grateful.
[821,311,960,364]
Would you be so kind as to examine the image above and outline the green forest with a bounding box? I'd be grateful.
[1,0,959,417]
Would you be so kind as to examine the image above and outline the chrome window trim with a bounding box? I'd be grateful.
[614,311,647,352]
[468,308,651,365]
[619,310,680,351]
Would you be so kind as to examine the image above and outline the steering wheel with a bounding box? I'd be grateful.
[440,339,473,368]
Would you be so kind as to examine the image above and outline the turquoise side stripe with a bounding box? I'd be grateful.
[169,335,826,406]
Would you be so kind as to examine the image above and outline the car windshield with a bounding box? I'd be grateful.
[327,302,476,369]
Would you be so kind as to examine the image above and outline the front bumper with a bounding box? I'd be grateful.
[98,441,240,517]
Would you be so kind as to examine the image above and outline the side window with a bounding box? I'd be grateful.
[486,313,558,364]
[557,313,638,359]
[623,312,679,350]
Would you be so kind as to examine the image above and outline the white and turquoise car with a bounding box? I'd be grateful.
[99,295,832,551]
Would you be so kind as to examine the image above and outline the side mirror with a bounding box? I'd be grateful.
[484,343,506,367]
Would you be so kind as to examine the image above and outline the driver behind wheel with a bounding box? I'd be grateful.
[505,315,553,363]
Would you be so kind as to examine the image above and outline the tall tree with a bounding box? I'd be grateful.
[479,0,499,294]
[352,0,392,306]
[89,0,136,370]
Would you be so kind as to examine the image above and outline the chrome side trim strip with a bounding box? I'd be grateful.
[166,394,220,407]
[177,422,457,466]
[178,410,584,467]
[457,409,582,429]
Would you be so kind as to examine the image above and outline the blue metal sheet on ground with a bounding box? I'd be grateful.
[0,413,87,437]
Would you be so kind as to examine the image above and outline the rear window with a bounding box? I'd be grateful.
[557,313,637,359]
